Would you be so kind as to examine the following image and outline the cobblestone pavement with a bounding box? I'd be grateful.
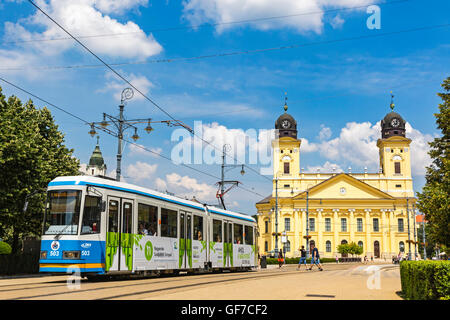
[0,262,401,300]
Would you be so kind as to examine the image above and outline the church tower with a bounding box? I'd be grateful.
[377,94,413,196]
[272,98,301,194]
[86,136,107,176]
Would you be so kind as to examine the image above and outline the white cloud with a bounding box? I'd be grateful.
[157,172,217,202]
[306,161,343,173]
[302,121,434,176]
[4,0,162,59]
[330,14,345,29]
[126,161,158,181]
[182,0,376,33]
[94,0,149,14]
[318,124,332,141]
[128,143,162,158]
[99,71,154,101]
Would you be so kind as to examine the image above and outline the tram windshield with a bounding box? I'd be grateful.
[44,190,81,235]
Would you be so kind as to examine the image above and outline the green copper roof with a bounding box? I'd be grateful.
[89,141,105,167]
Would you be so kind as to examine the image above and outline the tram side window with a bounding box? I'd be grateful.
[234,224,243,244]
[212,219,222,242]
[193,215,203,241]
[161,208,177,238]
[81,196,101,234]
[244,225,253,245]
[138,203,158,236]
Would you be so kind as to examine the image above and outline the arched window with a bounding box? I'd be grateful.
[399,241,405,252]
[326,241,331,252]
[264,241,268,252]
[358,241,363,248]
[341,240,348,245]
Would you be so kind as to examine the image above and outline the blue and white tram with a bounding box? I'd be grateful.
[39,176,257,276]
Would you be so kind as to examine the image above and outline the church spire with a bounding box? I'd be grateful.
[390,91,395,111]
[284,92,288,112]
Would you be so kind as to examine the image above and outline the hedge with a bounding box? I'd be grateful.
[0,241,12,255]
[400,260,450,300]
[0,253,40,275]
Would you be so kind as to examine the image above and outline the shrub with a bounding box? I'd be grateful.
[400,260,450,300]
[0,241,12,255]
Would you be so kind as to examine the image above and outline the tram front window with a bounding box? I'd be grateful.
[44,190,81,235]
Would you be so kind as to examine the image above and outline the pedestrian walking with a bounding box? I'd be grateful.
[335,255,339,264]
[297,246,307,270]
[278,249,284,268]
[364,255,368,264]
[308,244,323,271]
[371,255,374,262]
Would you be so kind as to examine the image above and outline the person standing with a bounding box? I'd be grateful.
[335,255,339,264]
[297,246,307,270]
[278,249,284,268]
[308,244,323,271]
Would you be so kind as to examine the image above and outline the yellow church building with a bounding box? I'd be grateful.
[256,100,417,260]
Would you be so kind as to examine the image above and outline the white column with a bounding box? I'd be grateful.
[317,209,323,254]
[349,209,355,242]
[365,209,372,257]
[333,209,339,256]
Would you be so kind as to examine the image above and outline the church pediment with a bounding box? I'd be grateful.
[293,173,395,200]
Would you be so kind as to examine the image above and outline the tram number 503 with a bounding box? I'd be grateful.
[81,251,90,257]
[225,305,267,315]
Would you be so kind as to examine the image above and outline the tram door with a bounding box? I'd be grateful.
[106,197,134,272]
[224,221,233,267]
[179,211,192,269]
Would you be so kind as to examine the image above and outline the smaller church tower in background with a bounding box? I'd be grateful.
[85,135,107,176]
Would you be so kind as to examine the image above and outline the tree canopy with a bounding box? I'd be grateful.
[0,87,80,253]
[416,77,450,249]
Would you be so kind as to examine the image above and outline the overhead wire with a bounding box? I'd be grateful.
[0,76,267,201]
[3,22,450,72]
[2,0,414,45]
[26,0,273,184]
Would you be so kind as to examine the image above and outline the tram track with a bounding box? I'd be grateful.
[5,265,363,300]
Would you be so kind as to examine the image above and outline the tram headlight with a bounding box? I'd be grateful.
[63,251,80,259]
[40,251,47,259]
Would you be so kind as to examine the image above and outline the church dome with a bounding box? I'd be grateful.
[381,94,406,138]
[275,98,298,139]
[88,141,105,167]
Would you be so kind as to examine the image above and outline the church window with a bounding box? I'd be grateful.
[341,218,347,232]
[357,218,363,232]
[396,184,402,188]
[399,241,405,252]
[290,150,292,153]
[284,162,290,174]
[284,184,290,188]
[398,219,404,232]
[265,241,268,252]
[265,220,268,233]
[358,241,363,248]
[284,218,291,231]
[326,241,331,252]
[284,240,291,252]
[373,218,379,232]
[309,218,315,232]
[325,218,331,231]
[394,162,401,174]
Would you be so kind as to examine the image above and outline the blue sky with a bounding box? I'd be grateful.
[0,0,449,215]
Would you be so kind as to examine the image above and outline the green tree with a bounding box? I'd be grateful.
[348,242,363,256]
[0,87,80,253]
[337,243,350,257]
[416,77,450,249]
